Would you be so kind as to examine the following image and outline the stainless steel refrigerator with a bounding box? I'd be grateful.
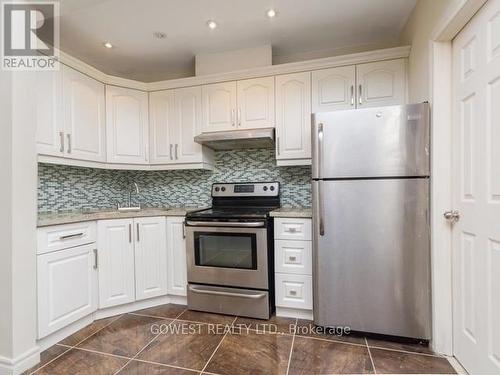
[312,103,431,340]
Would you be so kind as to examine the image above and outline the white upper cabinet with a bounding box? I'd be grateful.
[149,90,176,164]
[202,81,237,132]
[36,70,64,157]
[236,76,275,129]
[166,216,187,296]
[275,72,312,164]
[106,86,149,164]
[62,66,106,162]
[356,59,406,108]
[134,217,168,301]
[174,86,204,163]
[312,66,356,112]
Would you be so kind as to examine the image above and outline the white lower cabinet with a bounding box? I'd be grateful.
[166,217,187,296]
[275,273,313,310]
[37,244,98,338]
[97,219,136,308]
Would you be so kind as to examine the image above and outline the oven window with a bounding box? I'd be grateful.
[194,232,257,270]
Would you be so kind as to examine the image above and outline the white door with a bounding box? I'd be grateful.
[452,0,500,374]
[37,244,98,338]
[312,66,356,112]
[356,59,406,108]
[202,81,237,132]
[62,66,106,162]
[106,86,149,164]
[275,72,312,163]
[174,86,203,163]
[236,76,275,129]
[134,217,168,301]
[97,219,135,308]
[36,69,64,157]
[149,90,176,164]
[166,217,187,296]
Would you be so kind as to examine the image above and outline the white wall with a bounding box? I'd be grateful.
[400,0,463,102]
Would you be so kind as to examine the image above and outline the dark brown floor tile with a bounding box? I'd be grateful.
[132,304,186,319]
[288,336,374,374]
[34,348,128,375]
[137,321,223,370]
[177,310,235,325]
[204,330,293,375]
[234,315,296,334]
[59,316,119,346]
[22,345,69,374]
[367,337,435,355]
[78,314,171,357]
[370,348,456,374]
[118,360,199,374]
[295,319,367,345]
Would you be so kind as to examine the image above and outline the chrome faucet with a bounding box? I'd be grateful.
[128,182,140,208]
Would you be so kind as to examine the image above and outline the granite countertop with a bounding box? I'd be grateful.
[37,207,208,227]
[269,207,312,218]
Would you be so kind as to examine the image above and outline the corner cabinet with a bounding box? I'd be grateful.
[275,72,312,166]
[106,86,149,164]
[166,217,187,296]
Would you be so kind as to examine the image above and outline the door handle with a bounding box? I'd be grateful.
[169,144,173,160]
[59,131,64,152]
[93,249,98,270]
[444,210,460,223]
[318,123,324,178]
[358,84,363,105]
[350,85,354,106]
[318,181,325,236]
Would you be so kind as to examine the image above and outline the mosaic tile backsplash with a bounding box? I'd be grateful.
[38,149,312,213]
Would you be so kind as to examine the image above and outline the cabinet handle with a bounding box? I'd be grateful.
[237,108,241,126]
[289,290,297,296]
[287,227,297,233]
[93,249,98,270]
[277,137,280,156]
[183,220,186,239]
[59,232,84,240]
[350,85,354,106]
[136,223,140,242]
[66,134,71,153]
[358,84,363,105]
[289,256,297,261]
[169,144,173,160]
[59,131,64,152]
[231,109,235,127]
[144,144,148,162]
[129,224,132,243]
[175,144,179,160]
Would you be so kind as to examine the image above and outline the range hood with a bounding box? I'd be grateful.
[194,128,275,150]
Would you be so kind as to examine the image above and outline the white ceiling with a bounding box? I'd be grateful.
[46,0,417,82]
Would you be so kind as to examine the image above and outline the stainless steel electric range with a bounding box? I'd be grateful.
[185,182,280,319]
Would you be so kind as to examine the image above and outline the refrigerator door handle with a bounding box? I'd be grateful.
[318,181,325,236]
[318,123,324,179]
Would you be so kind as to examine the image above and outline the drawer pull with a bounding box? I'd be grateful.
[289,290,297,296]
[189,285,266,299]
[59,232,84,240]
[287,228,297,233]
[289,256,297,261]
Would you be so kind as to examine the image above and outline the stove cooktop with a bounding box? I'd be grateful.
[186,206,276,220]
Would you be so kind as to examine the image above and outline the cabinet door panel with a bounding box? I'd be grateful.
[312,66,355,112]
[175,86,203,163]
[356,59,406,108]
[106,86,149,164]
[167,217,187,296]
[135,217,168,301]
[237,76,275,129]
[97,219,135,308]
[37,244,97,338]
[149,90,176,164]
[202,81,237,132]
[63,66,106,162]
[36,69,64,156]
[275,72,312,161]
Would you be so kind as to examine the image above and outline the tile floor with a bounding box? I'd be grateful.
[25,304,457,375]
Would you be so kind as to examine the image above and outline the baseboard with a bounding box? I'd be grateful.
[276,307,313,320]
[0,346,40,375]
[37,314,94,351]
[446,356,468,374]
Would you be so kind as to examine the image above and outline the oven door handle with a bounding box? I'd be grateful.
[185,220,266,228]
[188,285,266,299]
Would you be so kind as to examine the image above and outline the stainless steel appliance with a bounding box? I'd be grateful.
[185,182,280,319]
[312,103,431,339]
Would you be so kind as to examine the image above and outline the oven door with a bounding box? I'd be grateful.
[185,221,269,290]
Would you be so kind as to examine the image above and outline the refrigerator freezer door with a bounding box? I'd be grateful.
[312,178,431,339]
[312,103,430,179]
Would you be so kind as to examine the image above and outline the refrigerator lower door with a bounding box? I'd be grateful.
[312,178,431,339]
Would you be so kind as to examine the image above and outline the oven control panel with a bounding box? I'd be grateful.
[212,182,279,197]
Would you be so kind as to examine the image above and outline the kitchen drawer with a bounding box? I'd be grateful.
[37,221,96,254]
[274,218,312,241]
[275,273,313,310]
[275,240,312,275]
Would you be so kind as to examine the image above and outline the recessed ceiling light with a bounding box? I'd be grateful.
[103,41,113,49]
[267,9,276,18]
[153,31,167,39]
[207,20,217,29]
